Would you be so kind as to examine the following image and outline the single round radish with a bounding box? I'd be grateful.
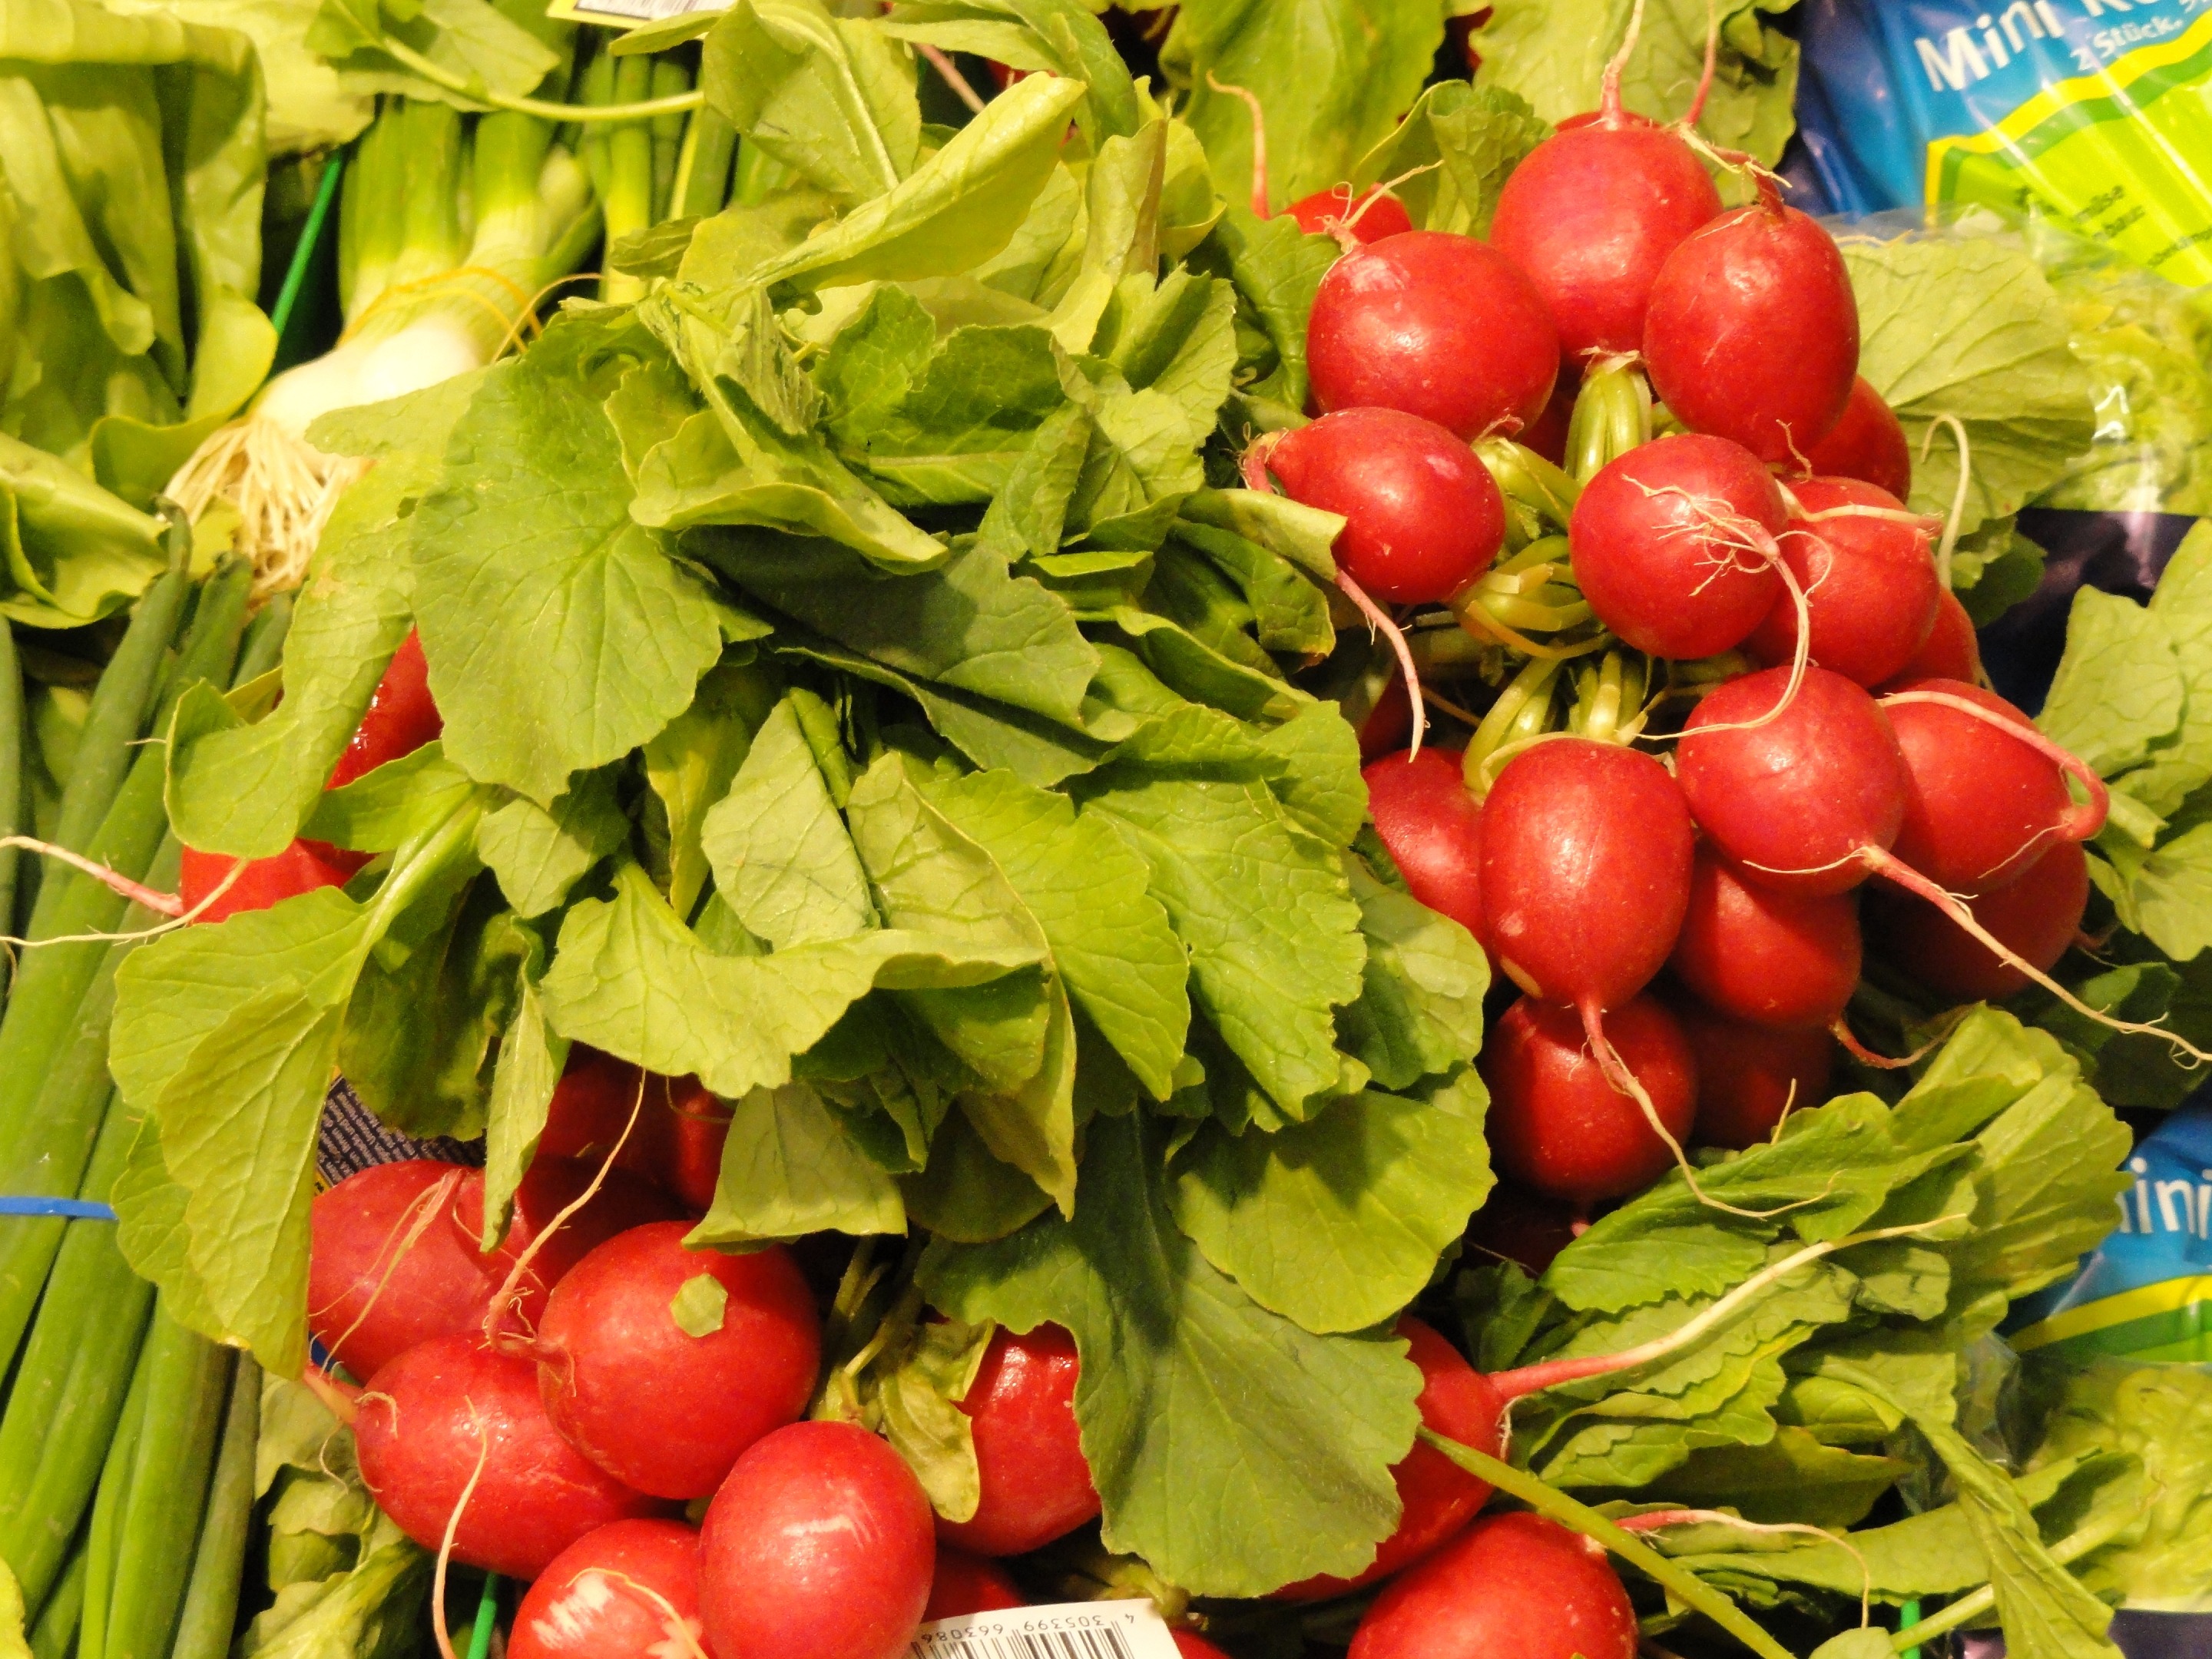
[535,1222,821,1500]
[1479,738,1695,1011]
[1885,588,1981,688]
[1669,850,1861,1031]
[1264,409,1507,604]
[541,1050,732,1214]
[699,1421,935,1659]
[1676,667,1910,897]
[1363,748,1488,950]
[1288,185,1414,243]
[1488,122,1722,362]
[1746,478,1941,688]
[1465,1184,1580,1277]
[508,1518,705,1659]
[329,629,443,789]
[1277,1318,1504,1601]
[1886,678,2095,896]
[179,839,365,924]
[356,1336,664,1578]
[1674,1001,1834,1150]
[1480,995,1698,1209]
[937,1323,1099,1557]
[923,1548,1025,1621]
[1348,1512,1637,1659]
[1803,376,1912,501]
[1643,197,1859,465]
[310,1161,484,1380]
[1866,839,2089,1002]
[1567,434,1790,660]
[1307,232,1561,440]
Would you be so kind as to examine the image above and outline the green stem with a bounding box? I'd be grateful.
[76,1333,153,1659]
[603,55,657,304]
[1417,1431,1798,1659]
[650,59,694,221]
[1,622,22,1002]
[675,108,738,219]
[26,1543,85,1659]
[379,34,704,123]
[1887,1503,2138,1652]
[1566,363,1654,484]
[466,1574,502,1659]
[164,1355,261,1659]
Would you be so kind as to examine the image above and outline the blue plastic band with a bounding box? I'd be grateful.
[0,1197,118,1220]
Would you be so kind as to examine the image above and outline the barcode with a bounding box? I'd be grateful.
[914,1629,1137,1659]
[909,1599,1181,1659]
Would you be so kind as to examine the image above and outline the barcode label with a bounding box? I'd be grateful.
[909,1601,1183,1659]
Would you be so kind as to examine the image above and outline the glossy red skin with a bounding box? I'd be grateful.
[1803,376,1913,501]
[1277,1318,1504,1601]
[922,1548,1025,1621]
[541,1049,732,1214]
[508,1519,707,1659]
[179,839,364,925]
[1867,839,2088,1002]
[310,1160,679,1380]
[700,1421,935,1659]
[1482,995,1699,1209]
[356,1336,666,1578]
[1674,1000,1835,1150]
[1173,1634,1233,1659]
[1465,1184,1581,1277]
[1267,409,1507,604]
[1669,850,1861,1031]
[1748,478,1942,688]
[1644,202,1860,465]
[328,630,442,790]
[937,1323,1099,1556]
[537,1223,820,1500]
[1677,667,1910,897]
[1489,122,1722,362]
[1288,186,1414,243]
[1479,739,1695,1010]
[1886,588,1982,687]
[1356,677,1414,760]
[1522,373,1575,466]
[1363,748,1488,950]
[1568,435,1790,660]
[1308,232,1561,440]
[1348,1512,1639,1659]
[1886,677,2075,896]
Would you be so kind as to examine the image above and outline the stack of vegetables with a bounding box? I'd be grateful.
[2,0,2210,1656]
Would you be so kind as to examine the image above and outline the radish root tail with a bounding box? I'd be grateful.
[1830,1016,1946,1071]
[1921,413,1972,592]
[1206,72,1272,217]
[432,1404,493,1659]
[1683,0,1720,128]
[1617,1510,1871,1627]
[1600,0,1651,124]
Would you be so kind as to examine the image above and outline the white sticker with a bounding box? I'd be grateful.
[545,0,728,30]
[908,1600,1184,1659]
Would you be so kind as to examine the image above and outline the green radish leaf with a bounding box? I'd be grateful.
[475,770,631,922]
[0,1557,27,1659]
[900,1107,1053,1243]
[1200,207,1341,416]
[871,1316,994,1522]
[882,0,1141,143]
[1472,0,1800,171]
[1618,1428,1909,1530]
[1253,701,1366,849]
[410,320,727,805]
[2022,591,2181,777]
[0,434,169,629]
[670,1273,730,1337]
[644,662,780,919]
[479,935,566,1250]
[302,743,479,854]
[1350,81,1551,237]
[2114,524,2212,816]
[701,696,876,949]
[919,1111,1422,1597]
[686,1081,906,1245]
[1168,1071,1493,1336]
[307,0,561,107]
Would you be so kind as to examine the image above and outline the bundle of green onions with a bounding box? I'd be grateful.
[0,564,287,1657]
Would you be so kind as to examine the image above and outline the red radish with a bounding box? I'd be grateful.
[355,1335,665,1578]
[1347,1512,1637,1659]
[535,1223,820,1500]
[1481,994,1698,1209]
[1867,839,2089,1003]
[1465,1184,1581,1277]
[1674,1000,1834,1149]
[542,1050,732,1214]
[1886,588,1982,688]
[1306,232,1561,440]
[1261,409,1507,605]
[1362,748,1488,950]
[1567,434,1791,661]
[922,1548,1025,1621]
[1356,676,1415,760]
[1803,376,1913,501]
[178,839,366,924]
[699,1421,935,1659]
[938,1323,1099,1557]
[1277,1318,1505,1601]
[1174,1636,1233,1659]
[1479,738,1694,1012]
[1488,121,1721,363]
[309,1159,679,1379]
[508,1519,706,1659]
[1669,849,1861,1031]
[1746,478,1942,688]
[328,628,443,789]
[1643,188,1860,465]
[1522,376,1575,467]
[1883,678,2106,896]
[1288,185,1414,243]
[1675,666,1909,898]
